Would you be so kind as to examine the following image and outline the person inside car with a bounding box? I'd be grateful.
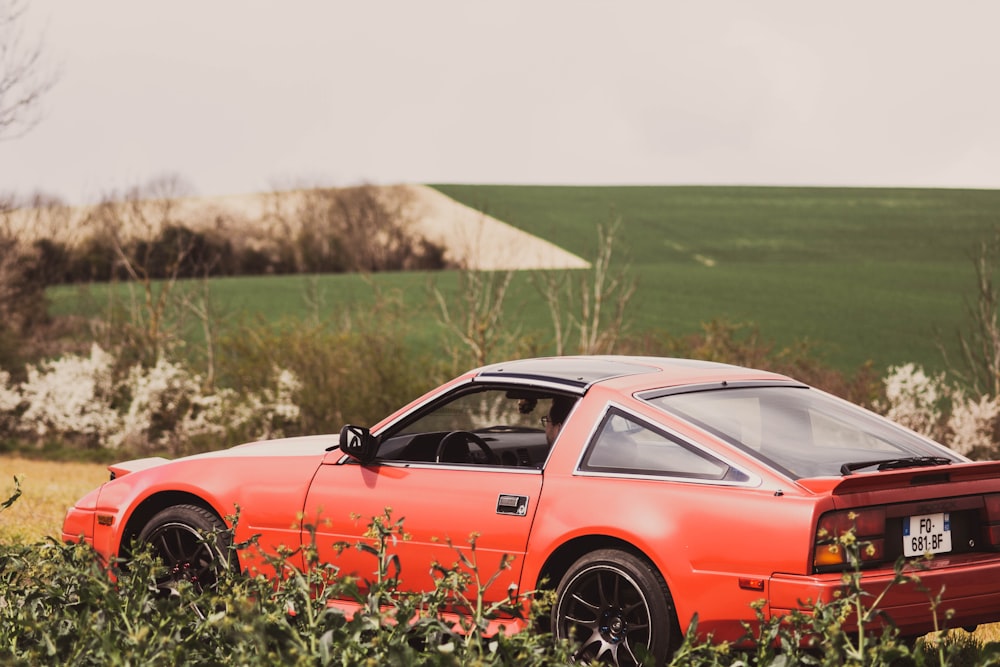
[543,395,575,446]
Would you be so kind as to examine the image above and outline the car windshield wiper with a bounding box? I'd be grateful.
[840,456,953,476]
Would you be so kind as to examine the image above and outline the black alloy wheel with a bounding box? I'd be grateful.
[137,504,230,595]
[553,549,678,667]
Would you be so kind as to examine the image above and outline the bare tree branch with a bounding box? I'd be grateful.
[85,176,195,363]
[0,0,57,140]
[177,277,225,391]
[433,268,516,369]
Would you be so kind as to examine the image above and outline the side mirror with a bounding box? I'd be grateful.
[339,425,377,464]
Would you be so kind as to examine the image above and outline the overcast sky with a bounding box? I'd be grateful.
[4,1,1000,205]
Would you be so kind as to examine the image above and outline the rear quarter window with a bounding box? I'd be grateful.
[581,408,742,482]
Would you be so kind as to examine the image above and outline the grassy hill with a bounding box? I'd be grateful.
[47,185,1000,376]
[432,185,1000,374]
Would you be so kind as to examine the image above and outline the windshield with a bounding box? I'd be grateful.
[644,385,963,479]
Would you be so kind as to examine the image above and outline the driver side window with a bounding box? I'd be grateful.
[398,390,525,434]
[377,387,573,468]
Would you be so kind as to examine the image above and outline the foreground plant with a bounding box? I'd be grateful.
[1,475,20,513]
[8,496,1000,665]
[0,505,574,665]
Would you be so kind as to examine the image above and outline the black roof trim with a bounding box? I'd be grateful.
[475,357,663,390]
[639,380,808,401]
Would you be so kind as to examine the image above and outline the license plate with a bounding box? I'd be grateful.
[903,512,952,557]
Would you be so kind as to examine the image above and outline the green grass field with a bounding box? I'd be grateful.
[47,185,1000,375]
[434,185,1000,374]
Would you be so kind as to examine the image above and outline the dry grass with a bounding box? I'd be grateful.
[0,456,108,543]
[978,623,1000,643]
[960,622,1000,644]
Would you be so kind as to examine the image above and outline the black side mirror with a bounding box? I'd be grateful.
[340,425,377,464]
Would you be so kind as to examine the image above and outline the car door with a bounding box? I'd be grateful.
[305,461,542,602]
[303,385,560,605]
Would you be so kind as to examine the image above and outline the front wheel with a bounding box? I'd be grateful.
[137,504,230,595]
[552,549,679,667]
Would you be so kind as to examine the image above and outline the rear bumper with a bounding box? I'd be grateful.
[770,555,1000,635]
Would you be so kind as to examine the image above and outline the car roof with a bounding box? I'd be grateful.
[474,355,790,392]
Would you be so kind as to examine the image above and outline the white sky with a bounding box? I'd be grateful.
[4,1,1000,204]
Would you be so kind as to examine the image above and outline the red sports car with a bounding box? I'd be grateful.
[63,356,1000,665]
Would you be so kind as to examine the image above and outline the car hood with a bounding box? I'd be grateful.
[108,434,338,479]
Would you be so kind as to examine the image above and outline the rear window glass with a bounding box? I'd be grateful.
[644,386,962,479]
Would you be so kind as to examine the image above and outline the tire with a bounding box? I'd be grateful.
[137,504,230,595]
[552,548,679,667]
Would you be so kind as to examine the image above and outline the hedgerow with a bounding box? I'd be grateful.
[5,329,1000,461]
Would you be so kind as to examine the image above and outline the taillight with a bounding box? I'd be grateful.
[814,508,886,570]
[984,494,1000,547]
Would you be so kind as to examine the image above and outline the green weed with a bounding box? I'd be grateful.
[5,493,1000,665]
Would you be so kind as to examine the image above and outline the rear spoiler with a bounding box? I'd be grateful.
[798,460,1000,496]
[108,457,169,480]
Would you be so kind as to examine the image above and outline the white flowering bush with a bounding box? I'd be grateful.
[878,363,1000,458]
[161,368,301,450]
[947,390,1000,457]
[0,346,302,454]
[0,370,22,433]
[16,344,121,445]
[233,368,302,440]
[0,371,17,411]
[878,363,949,441]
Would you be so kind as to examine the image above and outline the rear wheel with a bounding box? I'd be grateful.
[137,504,230,595]
[552,549,679,667]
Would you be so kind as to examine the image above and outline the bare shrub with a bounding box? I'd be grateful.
[432,268,518,370]
[535,217,636,355]
[84,176,201,363]
[430,216,635,369]
[941,231,1000,398]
